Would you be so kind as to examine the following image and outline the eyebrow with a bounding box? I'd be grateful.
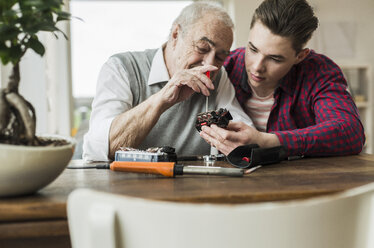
[200,36,216,46]
[200,37,230,56]
[248,41,286,60]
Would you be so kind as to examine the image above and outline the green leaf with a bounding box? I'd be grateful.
[0,0,72,65]
[0,25,21,42]
[57,11,71,22]
[28,36,45,56]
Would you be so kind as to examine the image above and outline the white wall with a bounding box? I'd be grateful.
[225,0,374,58]
[223,0,263,48]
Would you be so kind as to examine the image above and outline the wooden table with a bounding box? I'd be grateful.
[2,154,374,247]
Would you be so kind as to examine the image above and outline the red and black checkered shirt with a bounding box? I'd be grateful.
[224,48,365,157]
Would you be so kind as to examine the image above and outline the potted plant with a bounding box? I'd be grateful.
[0,0,74,197]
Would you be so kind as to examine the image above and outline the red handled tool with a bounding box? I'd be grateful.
[205,71,210,112]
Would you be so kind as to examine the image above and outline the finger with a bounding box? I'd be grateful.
[191,65,218,87]
[190,71,214,91]
[185,76,203,93]
[193,64,218,74]
[200,125,230,149]
[210,124,244,143]
[226,121,245,131]
[174,72,202,93]
[213,140,236,156]
[199,128,216,147]
[183,75,211,96]
[209,124,230,140]
[199,128,236,155]
[199,131,215,147]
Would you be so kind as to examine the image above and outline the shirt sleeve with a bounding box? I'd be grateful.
[272,75,365,157]
[82,57,133,162]
[215,68,254,127]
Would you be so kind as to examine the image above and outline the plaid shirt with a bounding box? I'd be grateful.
[224,48,365,157]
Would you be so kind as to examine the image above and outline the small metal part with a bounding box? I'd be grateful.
[287,155,304,161]
[203,154,226,166]
[205,96,208,112]
[203,155,216,166]
[244,165,262,174]
[183,166,244,177]
[115,146,176,162]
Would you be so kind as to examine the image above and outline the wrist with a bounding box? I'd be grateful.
[149,91,172,113]
[257,132,281,148]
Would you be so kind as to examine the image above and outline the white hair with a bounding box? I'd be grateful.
[170,1,234,37]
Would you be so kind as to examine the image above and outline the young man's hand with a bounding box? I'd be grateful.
[199,121,280,155]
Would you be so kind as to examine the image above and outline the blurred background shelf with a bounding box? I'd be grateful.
[340,65,373,154]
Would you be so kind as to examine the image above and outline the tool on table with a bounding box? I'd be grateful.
[106,161,244,177]
[205,71,210,112]
[114,146,227,165]
[227,144,286,168]
[115,146,177,162]
[244,165,262,174]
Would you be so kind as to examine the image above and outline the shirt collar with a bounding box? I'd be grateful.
[278,67,296,96]
[148,45,170,86]
[240,70,251,93]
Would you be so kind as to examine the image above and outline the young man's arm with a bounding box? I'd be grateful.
[201,72,365,157]
[272,78,365,157]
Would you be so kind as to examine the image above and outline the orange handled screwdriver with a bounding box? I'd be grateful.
[109,161,244,177]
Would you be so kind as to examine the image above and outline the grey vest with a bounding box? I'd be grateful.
[111,49,220,156]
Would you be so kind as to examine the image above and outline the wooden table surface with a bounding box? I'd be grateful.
[1,154,374,247]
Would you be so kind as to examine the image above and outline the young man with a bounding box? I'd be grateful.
[83,2,252,161]
[200,0,365,157]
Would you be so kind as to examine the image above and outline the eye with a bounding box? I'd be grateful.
[249,47,257,53]
[270,57,282,63]
[215,55,226,62]
[196,46,210,54]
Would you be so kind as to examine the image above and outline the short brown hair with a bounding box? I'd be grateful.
[251,0,318,53]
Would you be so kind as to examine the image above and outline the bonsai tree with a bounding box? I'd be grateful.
[0,0,71,146]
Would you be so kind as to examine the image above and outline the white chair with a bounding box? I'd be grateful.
[67,183,374,248]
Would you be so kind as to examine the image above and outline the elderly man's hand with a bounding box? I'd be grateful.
[199,122,281,155]
[158,65,218,108]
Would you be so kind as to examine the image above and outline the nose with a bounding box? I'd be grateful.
[252,55,265,73]
[202,51,217,67]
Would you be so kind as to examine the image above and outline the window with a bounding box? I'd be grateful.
[69,0,192,137]
[70,0,192,98]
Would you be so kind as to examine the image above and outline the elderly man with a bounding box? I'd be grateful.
[200,0,365,158]
[83,2,252,161]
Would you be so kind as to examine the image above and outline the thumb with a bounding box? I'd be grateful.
[227,121,246,131]
[199,64,218,73]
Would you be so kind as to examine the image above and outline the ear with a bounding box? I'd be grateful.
[295,48,310,64]
[170,24,181,48]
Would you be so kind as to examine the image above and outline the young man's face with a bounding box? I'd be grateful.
[170,14,233,78]
[245,21,307,91]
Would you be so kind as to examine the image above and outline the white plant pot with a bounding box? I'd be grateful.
[0,135,75,197]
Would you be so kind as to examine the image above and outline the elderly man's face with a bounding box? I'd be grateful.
[171,14,233,78]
